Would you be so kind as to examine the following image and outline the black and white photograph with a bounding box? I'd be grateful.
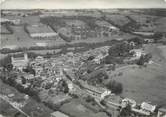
[0,0,166,117]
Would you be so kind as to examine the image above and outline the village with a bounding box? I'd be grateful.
[0,9,166,117]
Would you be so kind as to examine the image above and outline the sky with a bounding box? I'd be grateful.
[0,0,166,9]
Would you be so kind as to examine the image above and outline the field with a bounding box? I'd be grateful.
[144,44,166,64]
[109,45,166,106]
[1,24,134,50]
[106,14,130,26]
[0,25,66,49]
[60,99,108,117]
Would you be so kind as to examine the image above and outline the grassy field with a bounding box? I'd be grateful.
[109,64,166,106]
[108,45,166,106]
[60,99,108,117]
[144,44,166,64]
[106,14,130,26]
[0,25,66,49]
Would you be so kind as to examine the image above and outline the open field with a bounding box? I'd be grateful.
[144,44,166,64]
[60,99,108,117]
[109,64,166,106]
[158,46,166,60]
[107,45,166,105]
[0,25,66,49]
[106,14,130,26]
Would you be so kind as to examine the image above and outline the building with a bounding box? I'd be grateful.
[11,53,29,70]
[121,98,137,108]
[141,102,156,113]
[26,24,59,39]
[51,111,69,117]
[157,108,166,117]
[130,49,146,59]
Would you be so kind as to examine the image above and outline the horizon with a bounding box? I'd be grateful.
[1,0,166,9]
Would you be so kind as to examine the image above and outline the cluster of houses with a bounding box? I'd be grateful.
[10,46,166,117]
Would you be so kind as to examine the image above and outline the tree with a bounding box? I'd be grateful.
[5,63,13,72]
[85,95,95,103]
[120,104,132,117]
[62,80,69,93]
[87,56,95,61]
[23,65,36,76]
[137,53,152,65]
[21,76,26,84]
[153,32,163,42]
[0,55,12,68]
[106,80,123,94]
[57,80,69,93]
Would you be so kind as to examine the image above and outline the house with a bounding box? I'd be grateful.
[80,80,108,99]
[144,38,154,43]
[131,108,151,116]
[11,53,29,70]
[157,108,166,117]
[51,111,69,117]
[141,102,156,113]
[130,49,145,59]
[122,98,136,108]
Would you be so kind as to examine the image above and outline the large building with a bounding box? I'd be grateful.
[11,53,29,70]
[26,24,59,39]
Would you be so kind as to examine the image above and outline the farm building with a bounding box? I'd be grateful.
[26,24,59,39]
[11,53,29,70]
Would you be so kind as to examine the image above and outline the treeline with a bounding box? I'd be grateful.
[40,15,100,30]
[0,40,120,54]
[103,42,134,64]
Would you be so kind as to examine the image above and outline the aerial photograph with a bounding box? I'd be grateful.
[0,0,166,117]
